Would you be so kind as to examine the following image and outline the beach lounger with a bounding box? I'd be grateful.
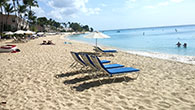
[90,55,140,83]
[70,52,110,70]
[93,46,117,53]
[80,53,124,70]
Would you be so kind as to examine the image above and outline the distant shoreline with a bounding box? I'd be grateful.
[101,24,195,32]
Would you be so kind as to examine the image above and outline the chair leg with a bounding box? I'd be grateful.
[95,73,102,84]
[112,77,116,83]
[66,62,77,72]
[135,72,140,79]
[69,61,76,67]
[123,76,127,82]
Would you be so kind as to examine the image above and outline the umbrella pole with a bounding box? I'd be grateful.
[95,38,97,47]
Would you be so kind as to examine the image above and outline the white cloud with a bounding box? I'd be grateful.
[125,0,137,8]
[130,0,137,2]
[101,3,107,7]
[141,0,184,9]
[32,7,46,17]
[144,5,155,9]
[46,0,100,20]
[145,1,170,9]
[158,2,169,6]
[170,0,184,3]
[126,0,136,2]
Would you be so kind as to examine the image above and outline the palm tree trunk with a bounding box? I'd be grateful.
[0,6,4,33]
[5,13,10,31]
[12,0,17,31]
[16,0,20,30]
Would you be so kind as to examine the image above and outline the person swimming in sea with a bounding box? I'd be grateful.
[176,42,181,47]
[183,43,187,48]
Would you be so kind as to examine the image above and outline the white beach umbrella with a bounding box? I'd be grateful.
[25,30,35,35]
[37,32,44,35]
[14,30,26,35]
[84,32,110,46]
[5,31,14,35]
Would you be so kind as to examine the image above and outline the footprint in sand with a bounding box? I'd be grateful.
[117,101,128,106]
[158,101,171,108]
[66,102,74,107]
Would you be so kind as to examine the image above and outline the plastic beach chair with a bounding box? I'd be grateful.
[70,52,110,70]
[93,46,117,53]
[90,55,140,83]
[80,53,124,70]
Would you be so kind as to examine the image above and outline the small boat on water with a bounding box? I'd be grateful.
[0,45,20,53]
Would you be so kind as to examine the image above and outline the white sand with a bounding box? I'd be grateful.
[0,34,195,110]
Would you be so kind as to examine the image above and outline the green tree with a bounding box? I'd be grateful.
[37,17,48,26]
[18,5,28,29]
[23,0,38,12]
[90,27,94,32]
[0,0,8,33]
[70,22,83,32]
[61,22,67,28]
[28,10,36,25]
[82,25,89,31]
[4,3,14,30]
[18,5,27,18]
[12,0,18,30]
[23,0,38,30]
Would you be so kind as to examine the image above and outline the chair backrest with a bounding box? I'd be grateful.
[70,52,86,66]
[90,55,109,74]
[94,46,103,52]
[80,54,97,70]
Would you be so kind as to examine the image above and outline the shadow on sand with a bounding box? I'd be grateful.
[72,76,135,92]
[63,74,108,84]
[54,69,95,78]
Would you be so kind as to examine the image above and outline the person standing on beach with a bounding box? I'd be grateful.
[176,42,181,47]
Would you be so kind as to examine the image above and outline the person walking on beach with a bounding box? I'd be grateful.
[183,43,187,48]
[176,42,181,47]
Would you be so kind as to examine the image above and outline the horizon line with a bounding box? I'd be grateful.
[100,24,195,32]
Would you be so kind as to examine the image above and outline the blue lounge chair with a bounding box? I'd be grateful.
[70,52,110,70]
[80,53,124,70]
[90,55,140,83]
[93,46,117,53]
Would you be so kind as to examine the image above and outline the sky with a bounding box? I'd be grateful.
[33,0,195,30]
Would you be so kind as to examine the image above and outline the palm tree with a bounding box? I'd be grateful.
[12,0,18,30]
[68,22,71,28]
[22,0,38,30]
[23,0,38,12]
[18,5,27,29]
[61,22,67,28]
[18,5,27,18]
[4,3,14,30]
[0,0,7,33]
[14,0,21,30]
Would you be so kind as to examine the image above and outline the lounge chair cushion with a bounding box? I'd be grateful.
[100,60,110,63]
[104,64,124,69]
[107,67,139,74]
[94,46,117,53]
[102,50,117,53]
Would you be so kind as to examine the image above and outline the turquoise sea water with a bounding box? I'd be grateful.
[68,25,195,56]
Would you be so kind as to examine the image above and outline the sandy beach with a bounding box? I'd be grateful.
[0,34,195,110]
